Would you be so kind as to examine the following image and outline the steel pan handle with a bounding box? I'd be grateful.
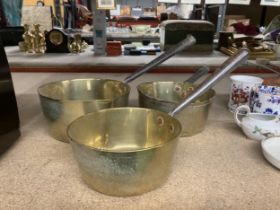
[169,48,249,117]
[246,61,280,76]
[184,66,209,83]
[123,35,196,84]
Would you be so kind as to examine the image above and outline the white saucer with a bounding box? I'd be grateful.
[261,137,280,170]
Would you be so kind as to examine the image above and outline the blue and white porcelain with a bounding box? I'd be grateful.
[252,85,280,116]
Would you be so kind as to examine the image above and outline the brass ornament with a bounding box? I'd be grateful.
[33,24,46,53]
[18,24,46,54]
[68,34,88,54]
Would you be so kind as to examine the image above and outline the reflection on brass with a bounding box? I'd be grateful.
[219,37,277,60]
[68,34,88,53]
[33,24,46,53]
[249,52,277,60]
[19,24,46,54]
[67,108,181,196]
[137,82,215,137]
[49,31,63,46]
[220,46,276,60]
[220,46,238,56]
[38,79,130,142]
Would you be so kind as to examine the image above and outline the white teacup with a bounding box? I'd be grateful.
[228,75,263,112]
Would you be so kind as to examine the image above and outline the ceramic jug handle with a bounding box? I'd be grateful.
[234,105,251,127]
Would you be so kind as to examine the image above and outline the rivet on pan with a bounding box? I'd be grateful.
[156,116,164,127]
[174,85,182,93]
[181,91,187,99]
[187,87,194,92]
[169,124,175,133]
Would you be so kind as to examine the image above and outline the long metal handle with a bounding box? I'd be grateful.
[246,61,280,76]
[184,66,209,83]
[123,35,196,84]
[169,48,249,117]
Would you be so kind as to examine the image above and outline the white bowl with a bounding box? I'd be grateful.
[261,137,280,169]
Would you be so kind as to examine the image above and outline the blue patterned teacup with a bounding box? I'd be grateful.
[252,85,280,116]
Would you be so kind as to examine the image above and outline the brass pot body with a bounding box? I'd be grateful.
[137,81,215,137]
[38,79,130,142]
[67,108,181,196]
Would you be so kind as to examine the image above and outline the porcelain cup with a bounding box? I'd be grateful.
[251,85,280,116]
[235,105,280,141]
[228,75,263,112]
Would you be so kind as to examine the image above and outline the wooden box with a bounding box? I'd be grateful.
[106,41,122,56]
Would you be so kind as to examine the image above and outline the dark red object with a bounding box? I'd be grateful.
[231,22,260,36]
[106,41,122,56]
[109,16,160,27]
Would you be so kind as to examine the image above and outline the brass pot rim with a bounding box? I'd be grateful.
[67,107,182,153]
[137,81,216,106]
[37,78,131,102]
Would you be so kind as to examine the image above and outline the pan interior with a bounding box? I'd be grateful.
[138,81,215,105]
[38,79,130,101]
[67,108,182,153]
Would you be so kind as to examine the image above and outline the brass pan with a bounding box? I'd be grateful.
[137,66,215,137]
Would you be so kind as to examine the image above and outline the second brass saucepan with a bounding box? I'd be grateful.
[38,35,196,142]
[67,49,249,196]
[137,66,213,137]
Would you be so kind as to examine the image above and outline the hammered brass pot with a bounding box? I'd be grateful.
[137,82,215,137]
[67,108,181,196]
[38,79,130,142]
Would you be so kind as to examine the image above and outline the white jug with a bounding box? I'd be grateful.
[235,105,280,141]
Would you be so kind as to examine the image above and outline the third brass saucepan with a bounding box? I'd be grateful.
[67,49,249,196]
[38,35,196,142]
[137,66,214,137]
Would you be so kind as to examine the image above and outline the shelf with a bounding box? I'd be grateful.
[6,46,280,73]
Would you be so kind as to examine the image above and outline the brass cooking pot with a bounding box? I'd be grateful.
[137,81,215,136]
[67,107,181,196]
[137,65,213,137]
[38,78,130,142]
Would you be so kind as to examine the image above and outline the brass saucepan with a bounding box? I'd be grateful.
[137,66,215,137]
[38,35,196,142]
[67,49,249,196]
